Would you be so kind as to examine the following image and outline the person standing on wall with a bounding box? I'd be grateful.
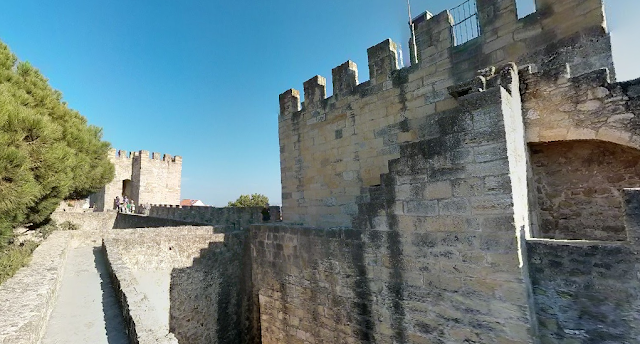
[261,207,271,222]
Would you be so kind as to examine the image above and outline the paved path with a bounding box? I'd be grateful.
[41,244,129,344]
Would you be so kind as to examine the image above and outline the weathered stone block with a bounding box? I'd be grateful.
[438,198,471,216]
[423,181,453,200]
[405,200,439,216]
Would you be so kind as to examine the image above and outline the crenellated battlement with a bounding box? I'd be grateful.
[147,204,283,231]
[137,150,182,163]
[109,148,182,163]
[279,38,401,119]
[280,0,610,121]
[109,148,134,159]
[332,61,358,97]
[278,0,614,227]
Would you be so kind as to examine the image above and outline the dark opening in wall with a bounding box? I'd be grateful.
[516,0,536,19]
[530,140,640,241]
[122,179,132,199]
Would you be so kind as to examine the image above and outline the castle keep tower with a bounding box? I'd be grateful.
[90,149,182,210]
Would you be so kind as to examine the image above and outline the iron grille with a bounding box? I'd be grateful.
[450,0,480,46]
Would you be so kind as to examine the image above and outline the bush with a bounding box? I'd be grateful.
[59,221,79,231]
[37,221,58,239]
[0,240,39,285]
[227,194,269,207]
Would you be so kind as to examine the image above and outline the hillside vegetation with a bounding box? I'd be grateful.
[228,193,269,207]
[0,40,114,246]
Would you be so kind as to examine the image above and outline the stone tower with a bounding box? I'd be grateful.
[90,149,182,211]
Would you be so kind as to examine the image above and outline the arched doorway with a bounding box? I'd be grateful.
[122,179,133,199]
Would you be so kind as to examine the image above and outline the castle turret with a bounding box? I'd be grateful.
[90,148,182,211]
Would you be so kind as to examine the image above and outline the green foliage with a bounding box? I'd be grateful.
[59,221,79,231]
[37,221,58,239]
[0,240,39,285]
[227,193,269,207]
[0,40,114,244]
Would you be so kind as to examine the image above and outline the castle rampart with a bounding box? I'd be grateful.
[148,204,281,231]
[9,1,635,343]
[278,0,615,228]
[267,0,640,342]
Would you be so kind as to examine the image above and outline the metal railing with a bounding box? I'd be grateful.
[450,0,480,46]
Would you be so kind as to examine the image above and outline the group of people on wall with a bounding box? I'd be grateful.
[114,195,135,214]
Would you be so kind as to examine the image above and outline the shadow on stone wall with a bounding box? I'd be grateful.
[112,213,207,229]
[149,205,282,232]
[250,224,380,343]
[527,241,640,342]
[92,247,130,344]
[168,231,258,344]
[526,188,640,342]
[353,174,407,342]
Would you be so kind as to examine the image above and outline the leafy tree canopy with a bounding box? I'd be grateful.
[0,40,114,245]
[227,194,269,208]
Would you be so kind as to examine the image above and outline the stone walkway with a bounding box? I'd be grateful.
[41,242,129,344]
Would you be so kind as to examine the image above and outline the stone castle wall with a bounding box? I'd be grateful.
[410,0,613,84]
[148,205,282,231]
[90,150,134,211]
[255,67,537,343]
[525,189,640,343]
[265,0,640,342]
[522,68,640,240]
[91,149,182,211]
[170,231,256,344]
[530,140,640,241]
[136,151,182,206]
[249,189,640,344]
[18,1,637,343]
[278,0,612,227]
[104,227,224,344]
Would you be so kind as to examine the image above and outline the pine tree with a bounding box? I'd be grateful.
[0,40,114,245]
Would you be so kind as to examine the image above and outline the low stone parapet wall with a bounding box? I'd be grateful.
[112,213,201,229]
[102,227,254,344]
[0,212,258,343]
[149,205,282,231]
[50,212,206,231]
[50,211,117,231]
[0,231,72,344]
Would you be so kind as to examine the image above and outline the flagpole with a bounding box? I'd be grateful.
[408,0,418,65]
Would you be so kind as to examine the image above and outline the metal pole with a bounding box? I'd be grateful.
[407,0,418,65]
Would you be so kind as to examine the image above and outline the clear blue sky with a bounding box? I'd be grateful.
[0,0,636,206]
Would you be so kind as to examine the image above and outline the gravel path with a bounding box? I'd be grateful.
[41,245,129,344]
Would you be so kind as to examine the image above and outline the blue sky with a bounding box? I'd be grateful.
[0,0,636,206]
